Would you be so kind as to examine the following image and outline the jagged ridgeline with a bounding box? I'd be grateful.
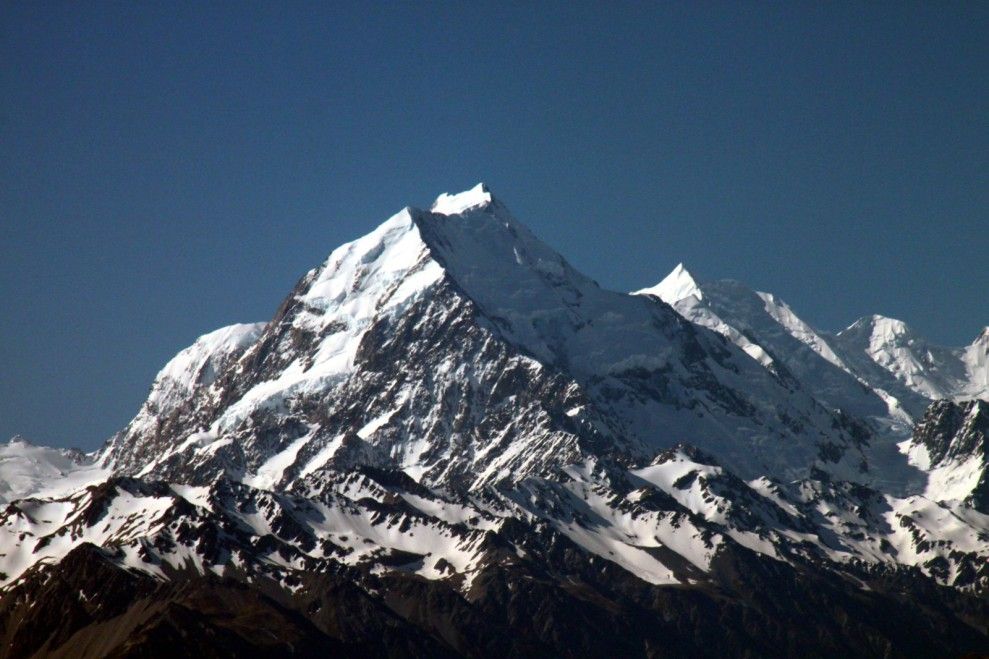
[1,185,987,657]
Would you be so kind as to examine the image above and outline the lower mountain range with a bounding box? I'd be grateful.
[2,185,987,657]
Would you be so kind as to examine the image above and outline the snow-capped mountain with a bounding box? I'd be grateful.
[2,186,987,657]
[637,263,988,425]
[102,183,870,491]
[837,315,989,403]
[0,437,107,503]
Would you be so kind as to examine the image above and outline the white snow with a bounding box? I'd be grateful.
[0,438,108,503]
[298,435,346,478]
[209,208,443,440]
[169,484,212,509]
[357,409,398,440]
[243,433,313,490]
[633,262,703,304]
[837,315,988,405]
[430,182,494,215]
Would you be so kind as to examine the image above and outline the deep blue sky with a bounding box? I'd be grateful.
[2,3,986,450]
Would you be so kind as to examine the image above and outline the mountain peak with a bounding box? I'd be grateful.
[430,182,495,215]
[843,314,911,339]
[4,434,32,447]
[633,263,702,304]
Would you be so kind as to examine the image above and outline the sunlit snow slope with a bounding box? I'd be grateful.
[2,185,987,658]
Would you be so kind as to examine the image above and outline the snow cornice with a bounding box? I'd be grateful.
[430,183,495,216]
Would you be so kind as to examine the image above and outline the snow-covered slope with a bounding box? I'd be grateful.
[3,428,987,596]
[2,186,987,656]
[5,453,986,657]
[903,399,989,511]
[836,315,989,404]
[0,437,107,503]
[635,262,704,305]
[638,264,988,428]
[101,185,871,492]
[634,264,780,374]
[104,322,266,470]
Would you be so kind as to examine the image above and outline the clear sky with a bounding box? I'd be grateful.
[2,3,986,450]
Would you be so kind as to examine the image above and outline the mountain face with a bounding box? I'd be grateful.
[2,186,988,657]
[102,184,872,491]
[0,437,106,504]
[837,316,989,404]
[908,399,989,512]
[639,263,989,425]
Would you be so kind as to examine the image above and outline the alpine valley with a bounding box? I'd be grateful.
[2,185,988,657]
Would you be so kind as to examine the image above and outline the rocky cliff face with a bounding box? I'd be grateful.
[908,398,989,512]
[2,185,987,656]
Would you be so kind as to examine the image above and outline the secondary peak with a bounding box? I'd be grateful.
[634,262,702,304]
